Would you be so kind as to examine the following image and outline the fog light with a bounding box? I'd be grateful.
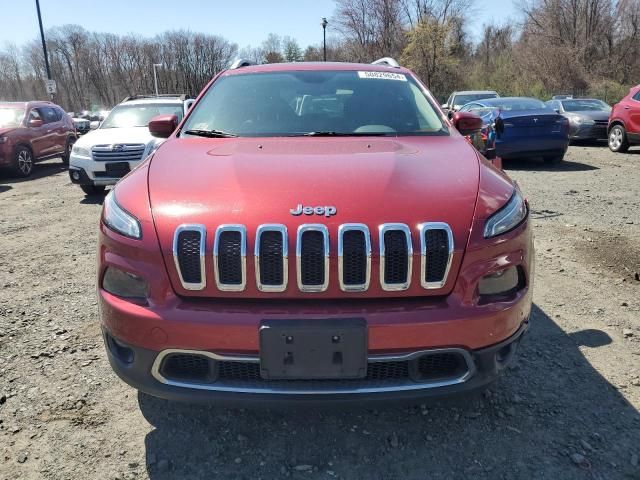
[102,267,148,300]
[71,170,81,180]
[478,266,520,296]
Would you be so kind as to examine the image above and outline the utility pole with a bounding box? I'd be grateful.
[35,0,53,99]
[321,18,328,62]
[153,63,162,96]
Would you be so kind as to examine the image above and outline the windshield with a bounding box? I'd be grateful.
[0,107,25,128]
[482,98,548,111]
[101,103,183,129]
[454,93,498,107]
[561,99,611,112]
[181,70,447,137]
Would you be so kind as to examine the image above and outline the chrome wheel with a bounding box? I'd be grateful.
[17,149,33,175]
[609,128,622,150]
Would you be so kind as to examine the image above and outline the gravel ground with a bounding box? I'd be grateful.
[1,144,639,480]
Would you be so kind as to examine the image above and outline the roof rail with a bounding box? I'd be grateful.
[121,94,192,103]
[371,57,400,68]
[229,59,257,69]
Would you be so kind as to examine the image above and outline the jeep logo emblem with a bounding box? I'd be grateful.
[290,204,337,217]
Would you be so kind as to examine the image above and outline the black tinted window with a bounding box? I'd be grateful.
[633,91,640,101]
[41,107,59,123]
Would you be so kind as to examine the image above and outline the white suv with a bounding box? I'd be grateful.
[68,95,192,195]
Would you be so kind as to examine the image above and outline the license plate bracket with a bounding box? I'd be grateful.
[259,319,367,380]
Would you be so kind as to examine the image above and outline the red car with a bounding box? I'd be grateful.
[0,101,77,177]
[99,59,533,404]
[608,84,640,152]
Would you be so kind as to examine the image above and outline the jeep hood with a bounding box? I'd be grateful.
[148,136,481,298]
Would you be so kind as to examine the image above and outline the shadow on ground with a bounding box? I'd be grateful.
[0,184,12,194]
[0,158,67,184]
[503,158,599,172]
[137,305,639,479]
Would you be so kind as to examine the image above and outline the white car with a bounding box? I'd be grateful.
[68,96,192,195]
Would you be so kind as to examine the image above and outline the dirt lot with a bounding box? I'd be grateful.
[0,144,639,480]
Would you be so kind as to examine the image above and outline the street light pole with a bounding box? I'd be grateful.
[153,63,162,96]
[35,0,53,98]
[321,18,328,62]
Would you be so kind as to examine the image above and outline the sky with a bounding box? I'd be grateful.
[1,0,520,50]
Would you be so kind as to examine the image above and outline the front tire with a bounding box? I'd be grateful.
[80,184,106,196]
[61,137,76,165]
[12,146,34,177]
[608,125,629,153]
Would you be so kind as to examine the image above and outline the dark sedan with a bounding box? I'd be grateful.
[545,98,611,141]
[459,97,570,164]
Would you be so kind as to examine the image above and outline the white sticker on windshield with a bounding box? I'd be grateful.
[358,71,407,81]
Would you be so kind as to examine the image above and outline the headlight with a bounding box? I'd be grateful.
[102,267,148,300]
[568,115,593,125]
[484,189,528,238]
[103,190,141,239]
[71,144,91,157]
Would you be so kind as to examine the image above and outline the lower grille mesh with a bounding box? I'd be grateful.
[176,230,202,284]
[158,351,468,388]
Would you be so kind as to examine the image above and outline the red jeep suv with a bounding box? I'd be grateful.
[0,101,77,177]
[98,59,534,404]
[608,84,640,152]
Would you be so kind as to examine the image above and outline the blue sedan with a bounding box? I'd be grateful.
[459,97,570,164]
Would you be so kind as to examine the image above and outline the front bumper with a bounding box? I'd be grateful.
[103,321,528,405]
[69,153,140,186]
[569,123,608,140]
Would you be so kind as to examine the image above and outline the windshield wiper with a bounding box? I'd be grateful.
[183,129,237,138]
[302,131,390,137]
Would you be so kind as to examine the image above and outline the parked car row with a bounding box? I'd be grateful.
[442,85,640,162]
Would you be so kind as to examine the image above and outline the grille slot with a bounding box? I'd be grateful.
[91,144,145,162]
[379,224,412,291]
[256,225,288,291]
[214,225,246,291]
[173,225,206,290]
[297,225,329,292]
[160,353,216,383]
[338,224,371,291]
[415,352,466,380]
[420,223,453,289]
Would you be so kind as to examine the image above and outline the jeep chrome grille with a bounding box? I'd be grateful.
[379,224,413,291]
[173,225,206,290]
[173,222,454,293]
[213,225,246,291]
[296,225,329,292]
[255,225,288,292]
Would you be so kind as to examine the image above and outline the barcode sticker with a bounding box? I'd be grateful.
[358,71,407,81]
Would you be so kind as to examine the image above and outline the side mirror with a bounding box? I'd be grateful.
[149,114,178,138]
[554,108,560,113]
[452,111,483,136]
[441,103,448,110]
[28,118,44,128]
[447,110,454,120]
